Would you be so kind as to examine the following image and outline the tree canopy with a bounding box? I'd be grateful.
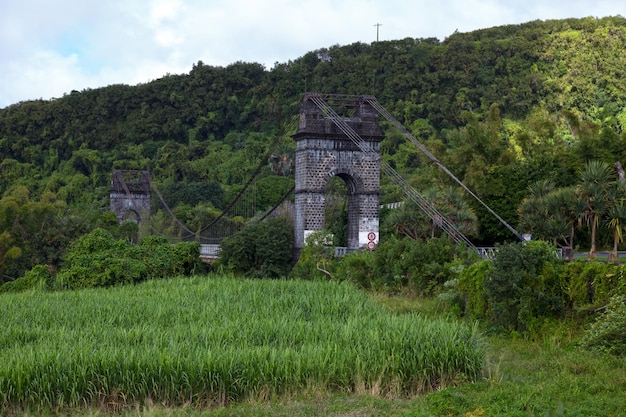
[2,16,626,279]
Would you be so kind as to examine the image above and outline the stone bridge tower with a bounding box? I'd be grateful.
[109,170,151,224]
[293,94,383,252]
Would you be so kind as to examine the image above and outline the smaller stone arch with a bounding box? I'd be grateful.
[121,209,140,224]
[109,170,151,224]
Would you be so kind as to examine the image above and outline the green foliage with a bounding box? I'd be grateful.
[289,230,337,281]
[254,175,294,210]
[580,295,626,355]
[217,217,294,278]
[562,261,626,310]
[457,259,493,319]
[335,250,376,288]
[158,181,225,209]
[0,189,97,282]
[57,229,147,289]
[385,187,478,241]
[55,228,200,289]
[0,264,53,293]
[373,235,474,294]
[484,240,565,332]
[130,236,200,279]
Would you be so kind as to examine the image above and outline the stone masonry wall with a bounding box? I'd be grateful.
[293,95,382,251]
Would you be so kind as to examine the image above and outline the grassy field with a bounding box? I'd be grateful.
[107,322,626,416]
[0,275,484,415]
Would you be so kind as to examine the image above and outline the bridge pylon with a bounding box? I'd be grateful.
[293,94,383,252]
[109,170,151,224]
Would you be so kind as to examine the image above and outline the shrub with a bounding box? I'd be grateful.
[484,240,565,332]
[289,230,336,280]
[55,228,200,289]
[562,262,626,311]
[580,295,626,355]
[372,236,475,294]
[371,235,413,290]
[457,259,493,319]
[335,250,376,289]
[57,253,148,289]
[564,261,608,310]
[170,241,201,276]
[218,217,294,278]
[0,264,54,293]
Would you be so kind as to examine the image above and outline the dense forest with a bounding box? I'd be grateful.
[2,16,626,282]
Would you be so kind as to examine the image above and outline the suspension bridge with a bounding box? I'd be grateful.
[110,93,524,261]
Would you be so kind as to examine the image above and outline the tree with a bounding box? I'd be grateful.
[518,181,581,249]
[0,231,22,281]
[484,240,564,332]
[518,179,556,241]
[544,186,583,250]
[385,186,478,241]
[217,217,294,278]
[605,183,626,262]
[577,160,615,258]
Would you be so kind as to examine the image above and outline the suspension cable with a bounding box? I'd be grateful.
[307,94,476,250]
[365,97,524,242]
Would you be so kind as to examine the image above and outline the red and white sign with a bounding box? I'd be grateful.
[367,231,377,251]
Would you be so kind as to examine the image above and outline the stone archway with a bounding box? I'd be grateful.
[109,170,151,224]
[293,94,383,252]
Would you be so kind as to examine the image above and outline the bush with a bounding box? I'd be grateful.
[372,236,475,294]
[484,240,565,333]
[457,259,493,319]
[561,261,626,311]
[130,236,200,279]
[55,228,200,289]
[217,217,294,278]
[0,264,54,293]
[564,261,608,310]
[580,295,626,355]
[335,250,376,288]
[290,230,337,281]
[57,252,148,290]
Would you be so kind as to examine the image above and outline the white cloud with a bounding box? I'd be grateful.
[0,0,624,107]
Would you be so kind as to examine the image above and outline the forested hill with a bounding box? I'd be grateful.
[1,16,626,249]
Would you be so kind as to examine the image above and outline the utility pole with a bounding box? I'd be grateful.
[374,23,382,42]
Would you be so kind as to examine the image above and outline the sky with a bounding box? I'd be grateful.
[1,0,624,108]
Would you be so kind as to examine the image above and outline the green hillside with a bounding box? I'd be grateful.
[1,16,626,280]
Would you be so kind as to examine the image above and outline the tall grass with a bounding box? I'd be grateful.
[0,275,484,412]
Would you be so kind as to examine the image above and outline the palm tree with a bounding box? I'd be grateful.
[605,183,626,262]
[577,160,615,259]
[518,179,555,241]
[544,186,583,251]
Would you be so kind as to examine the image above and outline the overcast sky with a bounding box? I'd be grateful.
[1,0,623,108]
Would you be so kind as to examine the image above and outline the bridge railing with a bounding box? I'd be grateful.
[201,244,566,262]
[476,247,565,260]
[200,244,221,262]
